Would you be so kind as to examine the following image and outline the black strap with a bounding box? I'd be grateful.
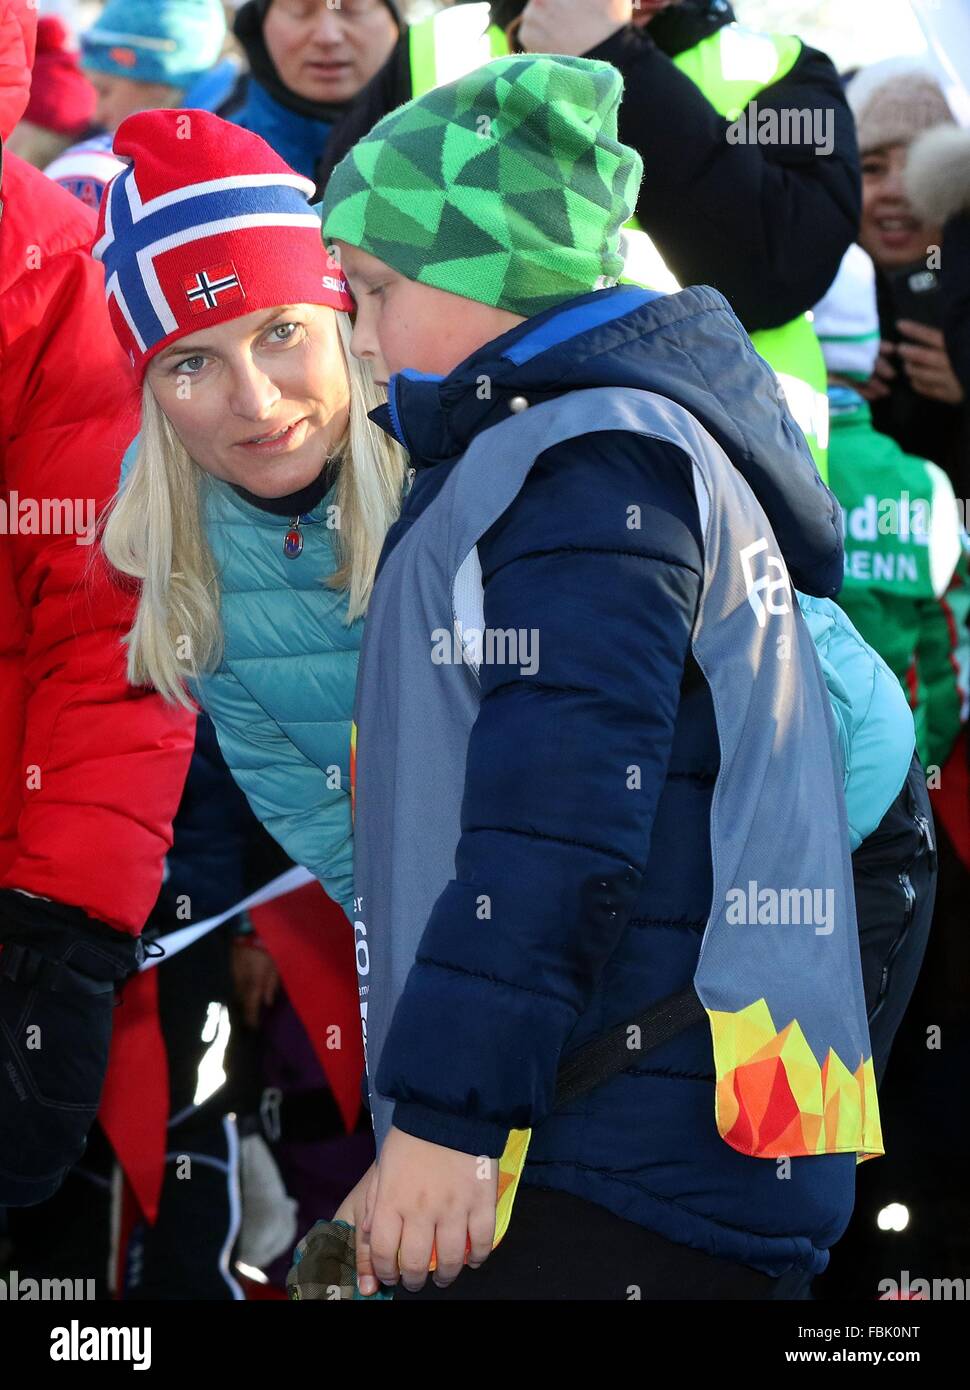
[553,986,707,1108]
[0,941,118,996]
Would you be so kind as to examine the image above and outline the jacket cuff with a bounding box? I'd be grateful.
[392,1101,510,1159]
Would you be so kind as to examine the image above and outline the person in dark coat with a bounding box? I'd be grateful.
[904,124,970,407]
[220,0,402,182]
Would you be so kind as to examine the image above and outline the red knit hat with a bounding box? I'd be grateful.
[23,16,96,137]
[92,108,352,382]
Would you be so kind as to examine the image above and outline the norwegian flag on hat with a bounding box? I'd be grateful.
[92,109,353,381]
[184,262,245,313]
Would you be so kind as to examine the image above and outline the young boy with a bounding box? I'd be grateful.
[322,54,891,1300]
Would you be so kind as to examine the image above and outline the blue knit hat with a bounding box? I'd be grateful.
[81,0,227,90]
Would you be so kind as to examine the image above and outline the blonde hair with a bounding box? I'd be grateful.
[101,312,407,708]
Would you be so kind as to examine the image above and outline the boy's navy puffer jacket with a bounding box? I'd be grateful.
[370,284,872,1279]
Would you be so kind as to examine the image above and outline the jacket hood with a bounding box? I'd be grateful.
[0,0,37,143]
[375,283,843,597]
[233,0,400,125]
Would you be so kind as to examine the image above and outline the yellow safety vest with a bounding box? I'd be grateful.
[408,6,830,478]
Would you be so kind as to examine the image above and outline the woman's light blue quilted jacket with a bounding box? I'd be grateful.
[120,440,360,918]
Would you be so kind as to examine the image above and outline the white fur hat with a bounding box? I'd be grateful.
[905,124,970,227]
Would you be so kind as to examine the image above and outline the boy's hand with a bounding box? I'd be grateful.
[364,1126,498,1292]
[518,0,633,57]
[334,1161,380,1295]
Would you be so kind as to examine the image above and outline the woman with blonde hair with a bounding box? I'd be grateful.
[99,108,405,919]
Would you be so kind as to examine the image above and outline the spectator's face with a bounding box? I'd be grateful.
[860,142,941,270]
[336,241,526,386]
[86,71,182,133]
[146,304,351,498]
[264,0,399,105]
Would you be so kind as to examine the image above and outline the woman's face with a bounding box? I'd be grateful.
[263,0,399,106]
[147,303,350,498]
[860,142,942,270]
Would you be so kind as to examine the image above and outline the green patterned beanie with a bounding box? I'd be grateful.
[320,54,643,317]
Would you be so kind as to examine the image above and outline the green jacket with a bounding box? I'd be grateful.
[828,388,969,771]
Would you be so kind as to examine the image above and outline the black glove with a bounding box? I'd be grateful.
[0,889,143,1206]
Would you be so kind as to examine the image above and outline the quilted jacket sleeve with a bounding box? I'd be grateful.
[0,159,196,934]
[376,433,705,1156]
[192,665,355,921]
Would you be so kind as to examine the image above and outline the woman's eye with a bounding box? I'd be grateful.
[175,354,206,374]
[269,322,300,343]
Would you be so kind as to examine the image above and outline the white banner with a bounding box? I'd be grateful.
[139,865,315,970]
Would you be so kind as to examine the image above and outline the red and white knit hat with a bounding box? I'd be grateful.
[92,108,353,382]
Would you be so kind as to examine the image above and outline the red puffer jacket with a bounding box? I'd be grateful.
[0,0,195,935]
